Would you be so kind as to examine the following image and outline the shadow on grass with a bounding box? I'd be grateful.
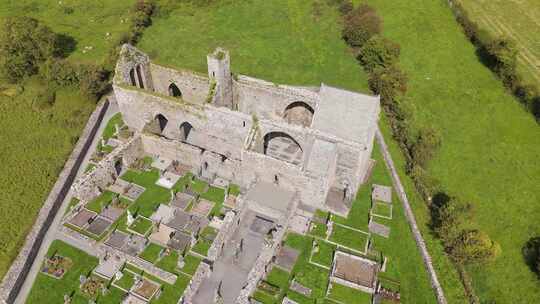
[522,237,540,279]
[55,33,78,58]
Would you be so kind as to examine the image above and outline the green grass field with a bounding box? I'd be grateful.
[457,0,540,86]
[0,0,136,65]
[137,0,369,92]
[329,225,368,252]
[139,243,164,263]
[0,0,137,280]
[361,0,540,302]
[0,79,95,278]
[327,283,372,304]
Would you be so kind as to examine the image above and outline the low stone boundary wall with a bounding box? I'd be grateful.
[0,99,110,304]
[375,127,447,304]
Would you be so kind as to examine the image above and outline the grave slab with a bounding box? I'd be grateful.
[156,171,181,189]
[68,209,96,228]
[275,246,300,272]
[368,220,390,238]
[86,216,113,236]
[105,231,129,250]
[372,184,392,203]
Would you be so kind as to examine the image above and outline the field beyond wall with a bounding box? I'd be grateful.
[457,0,540,87]
[361,0,540,303]
[0,0,136,280]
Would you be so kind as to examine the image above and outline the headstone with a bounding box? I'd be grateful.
[127,210,134,226]
[79,275,87,285]
[177,256,185,269]
[115,271,123,281]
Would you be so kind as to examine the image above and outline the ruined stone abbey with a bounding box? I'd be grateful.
[112,44,380,216]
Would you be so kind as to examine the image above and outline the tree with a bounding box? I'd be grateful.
[410,127,442,168]
[368,65,408,102]
[0,17,60,82]
[431,197,473,243]
[78,64,110,101]
[358,35,400,72]
[486,37,518,88]
[342,4,382,47]
[449,229,501,265]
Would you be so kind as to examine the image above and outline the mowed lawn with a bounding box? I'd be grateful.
[0,0,136,65]
[457,0,540,86]
[361,0,540,303]
[137,0,368,92]
[0,0,136,280]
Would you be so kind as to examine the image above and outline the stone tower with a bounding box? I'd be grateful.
[207,48,234,109]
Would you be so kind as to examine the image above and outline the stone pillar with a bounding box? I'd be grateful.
[207,48,234,109]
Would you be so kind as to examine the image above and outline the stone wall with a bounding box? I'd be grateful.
[150,63,210,104]
[114,44,154,91]
[234,75,319,123]
[140,134,242,183]
[71,136,144,202]
[375,128,447,304]
[114,85,251,160]
[113,45,378,214]
[207,48,234,108]
[0,99,110,304]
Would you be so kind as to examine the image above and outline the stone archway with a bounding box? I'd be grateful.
[155,114,168,134]
[114,159,123,176]
[136,65,145,89]
[168,83,182,97]
[129,68,137,86]
[179,121,194,142]
[283,101,314,127]
[263,131,303,165]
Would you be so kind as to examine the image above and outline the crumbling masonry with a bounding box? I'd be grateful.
[111,44,380,216]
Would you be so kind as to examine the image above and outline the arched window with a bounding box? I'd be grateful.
[283,101,315,127]
[168,83,182,97]
[155,114,168,134]
[263,132,303,165]
[129,68,136,86]
[114,159,123,176]
[136,65,145,89]
[179,121,194,142]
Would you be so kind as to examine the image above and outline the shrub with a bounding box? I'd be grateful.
[39,59,79,86]
[358,35,400,72]
[431,197,473,243]
[342,4,382,47]
[523,237,540,277]
[408,165,439,201]
[33,86,57,110]
[449,229,501,265]
[448,0,539,121]
[368,65,408,101]
[410,127,441,168]
[338,0,353,15]
[0,17,60,82]
[78,65,110,101]
[486,37,519,88]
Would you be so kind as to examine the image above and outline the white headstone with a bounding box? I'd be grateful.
[127,210,134,226]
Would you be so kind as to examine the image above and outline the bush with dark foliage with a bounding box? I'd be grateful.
[342,4,382,47]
